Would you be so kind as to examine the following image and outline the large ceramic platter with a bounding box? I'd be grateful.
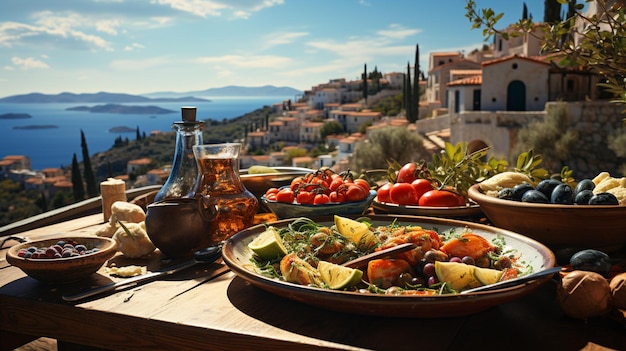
[371,198,484,218]
[222,215,556,318]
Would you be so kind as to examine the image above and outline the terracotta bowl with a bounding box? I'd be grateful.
[468,184,626,253]
[262,190,377,219]
[6,236,117,284]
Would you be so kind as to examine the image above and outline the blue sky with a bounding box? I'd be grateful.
[0,0,549,97]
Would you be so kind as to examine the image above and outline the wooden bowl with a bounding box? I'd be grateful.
[262,190,376,219]
[6,236,117,283]
[468,184,626,253]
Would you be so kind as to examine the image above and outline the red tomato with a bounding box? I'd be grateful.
[275,188,295,203]
[296,191,315,204]
[410,179,433,200]
[418,189,465,207]
[389,182,419,205]
[313,193,330,205]
[265,193,277,201]
[353,179,371,193]
[396,163,417,183]
[345,184,367,202]
[290,176,305,191]
[376,183,392,203]
[329,178,343,192]
[329,191,345,203]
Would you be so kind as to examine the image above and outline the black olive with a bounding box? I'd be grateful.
[512,183,534,201]
[498,188,515,200]
[574,189,594,205]
[588,192,619,205]
[570,249,611,277]
[574,179,595,195]
[536,179,562,198]
[550,184,574,204]
[521,189,549,203]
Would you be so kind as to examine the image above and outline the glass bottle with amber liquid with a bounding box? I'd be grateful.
[193,143,258,243]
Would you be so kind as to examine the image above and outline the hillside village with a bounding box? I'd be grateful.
[1,1,624,200]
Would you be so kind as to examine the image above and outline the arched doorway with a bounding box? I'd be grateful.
[507,80,526,111]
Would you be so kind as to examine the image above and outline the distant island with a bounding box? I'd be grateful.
[66,104,175,115]
[0,113,32,119]
[108,126,136,133]
[13,125,58,130]
[0,85,301,103]
[0,92,210,104]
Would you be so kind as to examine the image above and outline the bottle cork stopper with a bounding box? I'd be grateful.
[181,106,197,122]
[101,178,127,222]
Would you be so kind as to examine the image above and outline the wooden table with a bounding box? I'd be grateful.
[1,214,625,351]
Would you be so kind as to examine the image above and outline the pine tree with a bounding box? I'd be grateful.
[80,130,98,197]
[71,153,86,201]
[412,44,421,121]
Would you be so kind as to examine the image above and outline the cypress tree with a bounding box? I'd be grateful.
[362,63,368,105]
[71,153,85,201]
[544,0,561,23]
[80,130,98,197]
[412,44,420,121]
[136,126,141,140]
[523,3,528,20]
[406,62,415,123]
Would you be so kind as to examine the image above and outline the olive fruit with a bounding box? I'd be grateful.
[550,184,574,204]
[498,188,515,200]
[512,183,534,201]
[574,179,595,194]
[521,189,549,203]
[570,249,611,277]
[574,189,594,205]
[536,179,562,198]
[588,192,619,205]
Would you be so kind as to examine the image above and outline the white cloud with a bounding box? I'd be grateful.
[264,31,308,47]
[377,24,421,40]
[196,54,292,68]
[124,43,145,51]
[150,0,283,18]
[11,56,49,70]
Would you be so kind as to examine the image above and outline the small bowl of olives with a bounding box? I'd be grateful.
[468,182,626,255]
[6,236,117,284]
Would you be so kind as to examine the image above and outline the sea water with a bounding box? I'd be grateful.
[0,97,290,170]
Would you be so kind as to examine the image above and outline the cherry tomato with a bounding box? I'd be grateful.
[353,179,371,194]
[290,176,305,191]
[418,189,465,207]
[296,191,315,204]
[396,162,417,183]
[314,193,330,205]
[265,187,279,196]
[410,179,433,200]
[376,183,392,203]
[275,188,295,203]
[265,193,277,201]
[329,191,346,203]
[389,182,419,205]
[345,184,367,202]
[329,178,344,192]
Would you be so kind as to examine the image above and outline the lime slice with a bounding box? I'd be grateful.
[248,227,288,260]
[318,260,363,289]
[333,215,378,248]
[247,165,279,174]
[434,261,480,291]
[473,266,504,286]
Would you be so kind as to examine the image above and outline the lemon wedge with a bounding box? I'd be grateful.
[473,266,504,286]
[333,215,378,248]
[434,261,481,291]
[248,227,288,260]
[318,260,363,289]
